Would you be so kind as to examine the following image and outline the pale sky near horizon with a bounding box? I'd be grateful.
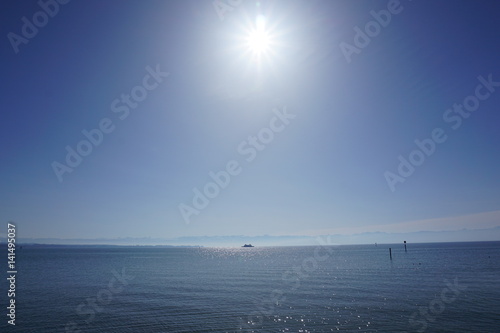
[1,0,500,243]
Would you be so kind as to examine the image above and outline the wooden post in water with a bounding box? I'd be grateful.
[404,240,407,252]
[389,247,392,260]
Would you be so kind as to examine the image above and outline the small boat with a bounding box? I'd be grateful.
[242,244,254,247]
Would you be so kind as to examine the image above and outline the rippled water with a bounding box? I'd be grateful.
[2,242,499,332]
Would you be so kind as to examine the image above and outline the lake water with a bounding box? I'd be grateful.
[2,241,499,332]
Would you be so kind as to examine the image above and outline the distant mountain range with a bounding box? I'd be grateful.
[2,226,499,246]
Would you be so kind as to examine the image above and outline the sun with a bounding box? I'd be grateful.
[243,15,273,58]
[227,11,284,71]
[246,30,271,54]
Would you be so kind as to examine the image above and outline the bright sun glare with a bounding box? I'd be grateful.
[231,11,282,70]
[245,15,271,56]
[246,30,270,54]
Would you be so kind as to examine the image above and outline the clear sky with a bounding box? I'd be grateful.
[1,0,500,244]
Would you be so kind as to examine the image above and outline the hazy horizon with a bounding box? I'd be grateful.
[6,225,500,247]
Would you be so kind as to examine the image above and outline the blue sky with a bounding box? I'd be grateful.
[1,0,499,244]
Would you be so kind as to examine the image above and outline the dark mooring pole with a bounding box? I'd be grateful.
[389,247,392,260]
[404,240,407,252]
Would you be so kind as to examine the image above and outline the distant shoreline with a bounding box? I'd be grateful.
[1,240,499,248]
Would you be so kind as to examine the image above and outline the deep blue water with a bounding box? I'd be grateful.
[1,241,499,332]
